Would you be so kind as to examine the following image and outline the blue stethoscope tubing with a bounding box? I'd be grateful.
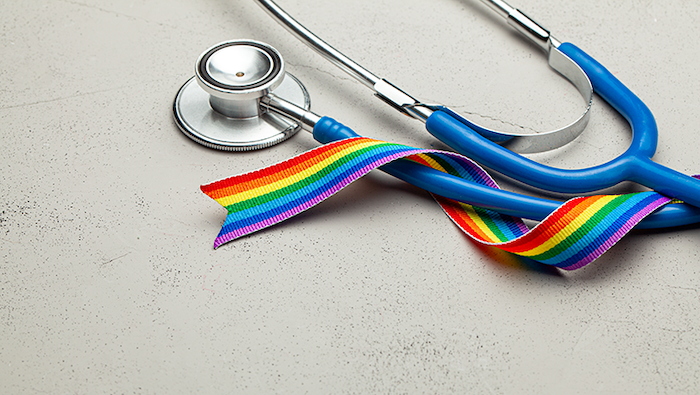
[311,43,700,230]
[428,43,700,208]
[313,120,700,231]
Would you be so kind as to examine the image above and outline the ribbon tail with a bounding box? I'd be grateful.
[200,137,426,248]
[434,192,672,270]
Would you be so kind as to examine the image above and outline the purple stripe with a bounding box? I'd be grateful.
[427,152,500,189]
[214,150,425,248]
[560,196,671,270]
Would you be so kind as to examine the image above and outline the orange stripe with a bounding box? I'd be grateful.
[441,199,493,243]
[497,195,605,253]
[407,154,435,168]
[204,138,373,200]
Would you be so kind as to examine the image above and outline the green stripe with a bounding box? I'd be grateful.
[424,154,462,177]
[428,154,511,241]
[224,142,402,214]
[527,194,636,261]
[425,154,511,241]
[472,206,510,243]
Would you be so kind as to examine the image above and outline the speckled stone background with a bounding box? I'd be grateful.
[2,0,700,393]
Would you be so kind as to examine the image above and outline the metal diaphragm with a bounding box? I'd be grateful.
[174,40,310,151]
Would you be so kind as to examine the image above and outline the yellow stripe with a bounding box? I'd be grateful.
[414,155,499,241]
[517,195,617,257]
[420,157,501,242]
[214,140,387,207]
[462,204,503,243]
[413,154,448,173]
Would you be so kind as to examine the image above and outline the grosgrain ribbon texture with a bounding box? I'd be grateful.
[201,137,673,270]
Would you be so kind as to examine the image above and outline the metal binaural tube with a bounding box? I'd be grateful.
[480,0,514,18]
[255,0,380,89]
[479,0,557,51]
[255,0,590,153]
[254,0,435,123]
[261,93,321,132]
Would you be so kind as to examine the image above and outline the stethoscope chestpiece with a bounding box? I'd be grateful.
[174,40,310,151]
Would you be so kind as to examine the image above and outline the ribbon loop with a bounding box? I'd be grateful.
[202,137,672,270]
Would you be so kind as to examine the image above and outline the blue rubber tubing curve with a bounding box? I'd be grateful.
[425,43,700,208]
[312,116,700,229]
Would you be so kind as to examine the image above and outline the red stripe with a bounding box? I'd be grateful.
[497,196,605,253]
[439,198,493,243]
[201,138,370,199]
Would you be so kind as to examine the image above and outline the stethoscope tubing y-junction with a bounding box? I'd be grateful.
[425,43,700,209]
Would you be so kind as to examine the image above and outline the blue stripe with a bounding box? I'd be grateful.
[429,153,491,185]
[430,154,526,239]
[532,193,661,267]
[472,206,521,241]
[217,145,420,238]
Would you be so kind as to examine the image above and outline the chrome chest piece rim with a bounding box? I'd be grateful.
[174,40,310,151]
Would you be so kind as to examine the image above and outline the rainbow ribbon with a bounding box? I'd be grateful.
[201,137,672,270]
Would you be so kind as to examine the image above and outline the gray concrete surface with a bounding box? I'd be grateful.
[2,0,700,393]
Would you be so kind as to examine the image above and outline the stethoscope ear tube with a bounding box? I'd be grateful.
[424,43,700,210]
[438,45,593,153]
[312,116,700,229]
[255,0,593,153]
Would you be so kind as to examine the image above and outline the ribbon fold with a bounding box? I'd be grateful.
[201,137,672,270]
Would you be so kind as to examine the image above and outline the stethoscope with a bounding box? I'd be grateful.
[174,0,700,229]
